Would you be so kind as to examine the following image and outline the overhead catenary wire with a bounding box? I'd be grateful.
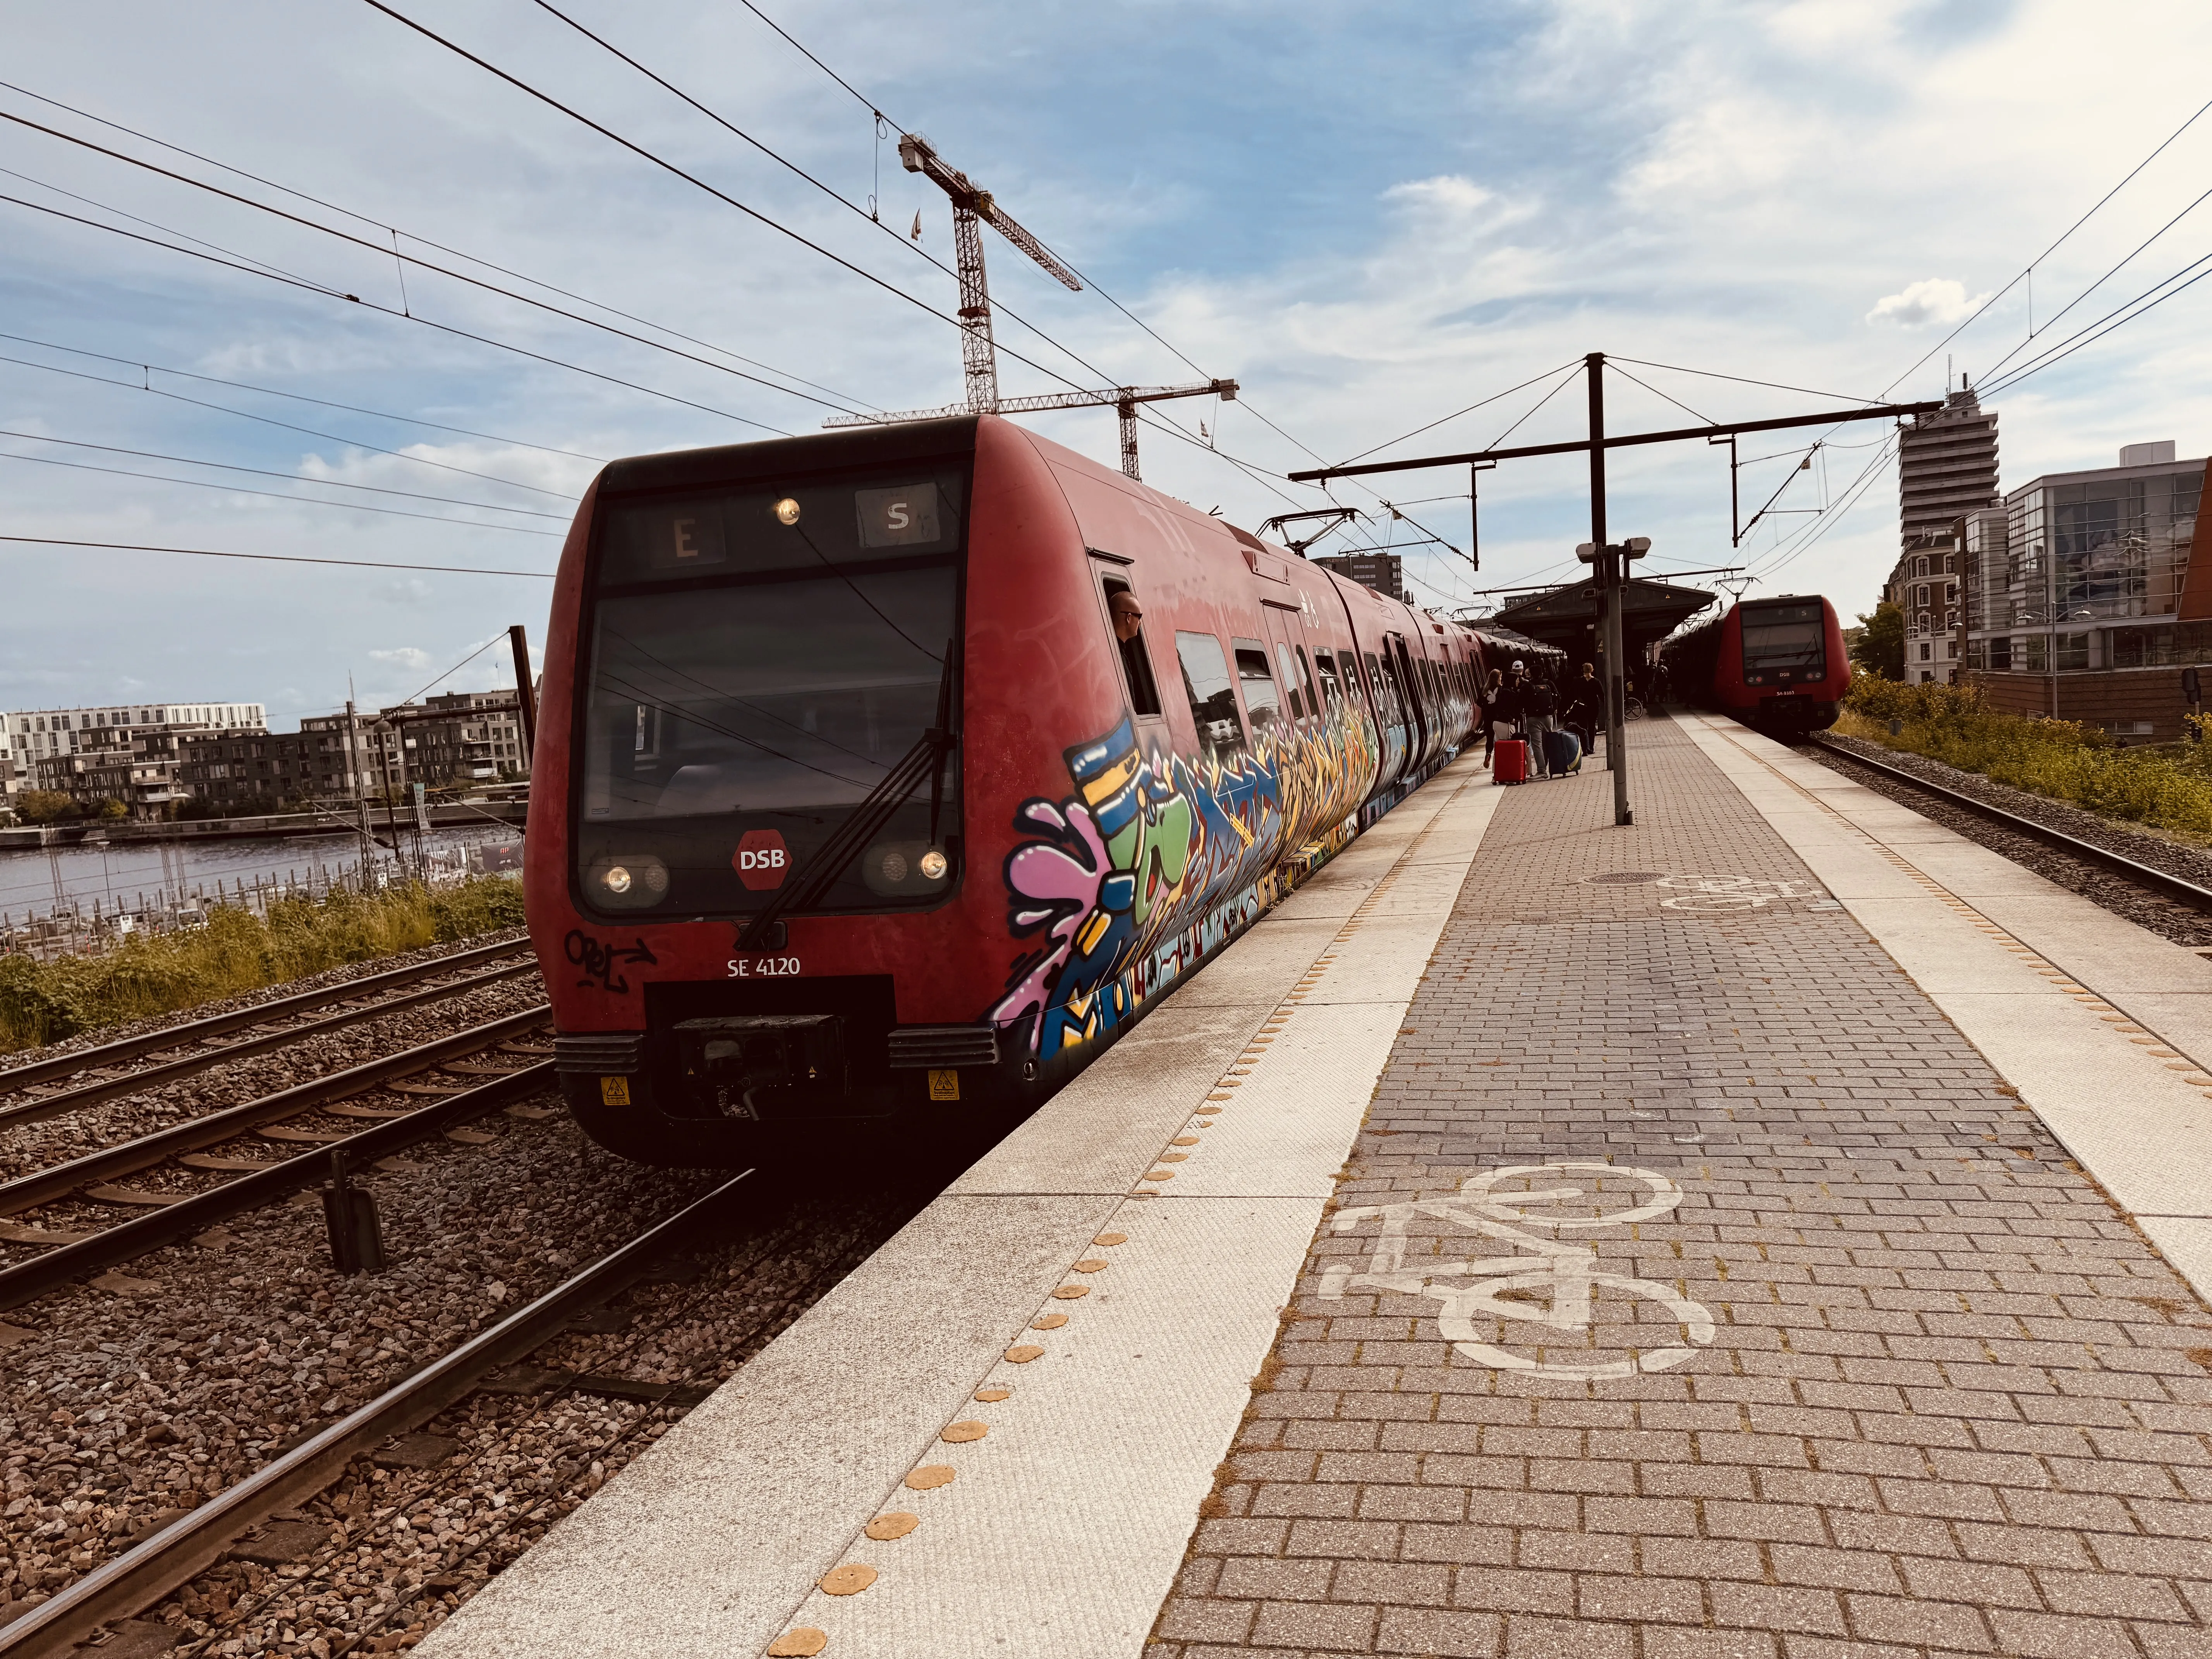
[0,427,573,516]
[0,448,562,535]
[1970,184,2212,387]
[0,192,803,442]
[0,349,583,500]
[0,534,552,577]
[0,77,876,414]
[0,110,848,422]
[0,328,606,462]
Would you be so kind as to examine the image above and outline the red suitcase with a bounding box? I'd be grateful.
[1492,738,1528,784]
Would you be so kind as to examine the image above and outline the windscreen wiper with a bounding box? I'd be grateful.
[734,647,958,952]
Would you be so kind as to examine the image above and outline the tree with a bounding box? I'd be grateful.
[14,790,78,824]
[93,797,129,820]
[1850,601,1905,680]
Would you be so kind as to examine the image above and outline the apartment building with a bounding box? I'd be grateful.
[1,700,266,816]
[1885,388,2001,685]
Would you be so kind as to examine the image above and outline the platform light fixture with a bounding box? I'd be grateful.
[774,497,802,526]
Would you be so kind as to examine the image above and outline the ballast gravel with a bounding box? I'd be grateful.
[1806,733,2212,946]
[0,1096,936,1654]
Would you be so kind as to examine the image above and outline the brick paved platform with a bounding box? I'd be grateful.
[1154,717,2212,1659]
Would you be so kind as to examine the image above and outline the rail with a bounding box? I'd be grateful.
[0,1168,754,1657]
[0,1007,549,1222]
[1805,734,2212,914]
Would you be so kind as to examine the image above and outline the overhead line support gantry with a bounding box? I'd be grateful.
[1288,353,1942,828]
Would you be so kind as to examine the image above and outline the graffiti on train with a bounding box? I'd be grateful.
[988,701,1381,1057]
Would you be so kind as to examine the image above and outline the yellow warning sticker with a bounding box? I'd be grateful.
[599,1076,631,1106]
[927,1068,960,1102]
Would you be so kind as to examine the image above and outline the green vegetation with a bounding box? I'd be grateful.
[1848,601,1905,680]
[0,876,528,1054]
[1839,673,2212,840]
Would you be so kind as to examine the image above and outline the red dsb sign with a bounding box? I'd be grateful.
[733,829,790,890]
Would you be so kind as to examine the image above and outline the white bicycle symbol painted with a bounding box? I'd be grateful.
[1654,874,1827,912]
[1319,1162,1716,1380]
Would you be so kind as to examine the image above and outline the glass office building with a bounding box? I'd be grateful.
[1965,443,2205,737]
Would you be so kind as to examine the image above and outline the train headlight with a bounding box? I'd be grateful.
[774,497,802,526]
[862,840,952,897]
[586,855,668,908]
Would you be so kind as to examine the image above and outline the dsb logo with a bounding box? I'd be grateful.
[733,829,790,890]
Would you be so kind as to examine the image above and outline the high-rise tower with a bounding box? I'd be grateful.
[1898,386,1999,549]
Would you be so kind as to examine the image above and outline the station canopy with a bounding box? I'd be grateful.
[1485,574,1717,668]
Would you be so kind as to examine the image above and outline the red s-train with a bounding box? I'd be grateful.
[1707,593,1850,734]
[525,414,1490,1165]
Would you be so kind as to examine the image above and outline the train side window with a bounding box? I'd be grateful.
[1272,642,1306,720]
[1233,638,1286,736]
[1293,644,1322,717]
[1312,649,1343,706]
[1364,651,1398,723]
[1175,631,1246,762]
[1100,576,1163,717]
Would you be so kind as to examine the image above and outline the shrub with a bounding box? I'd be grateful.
[0,874,530,1052]
[1838,672,2212,839]
[15,790,79,824]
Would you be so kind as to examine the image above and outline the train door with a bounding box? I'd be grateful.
[1261,599,1326,847]
[1388,634,1432,774]
[1362,644,1410,793]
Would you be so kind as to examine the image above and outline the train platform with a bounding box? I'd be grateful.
[424,715,2212,1659]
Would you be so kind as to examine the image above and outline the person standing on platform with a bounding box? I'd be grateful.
[1480,668,1507,763]
[1563,662,1601,759]
[1522,669,1560,778]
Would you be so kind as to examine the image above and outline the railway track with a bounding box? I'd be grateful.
[0,936,538,1125]
[0,1168,756,1659]
[0,1008,554,1305]
[1804,733,2212,915]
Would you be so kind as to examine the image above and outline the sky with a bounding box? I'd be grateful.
[3,0,2210,723]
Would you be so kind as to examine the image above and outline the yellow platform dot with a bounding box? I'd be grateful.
[1158,1152,1188,1163]
[1073,1258,1109,1272]
[1052,1284,1090,1299]
[905,1465,956,1491]
[866,1512,921,1541]
[974,1388,1010,1403]
[1094,1233,1128,1245]
[1033,1312,1069,1329]
[819,1564,877,1596]
[767,1629,828,1657]
[1142,1168,1176,1182]
[1171,1137,1199,1146]
[941,1421,989,1443]
[1005,1344,1045,1363]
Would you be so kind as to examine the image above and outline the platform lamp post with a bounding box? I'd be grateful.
[1576,536,1650,827]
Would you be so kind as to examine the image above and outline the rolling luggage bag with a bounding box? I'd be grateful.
[1545,728,1582,775]
[1492,738,1528,785]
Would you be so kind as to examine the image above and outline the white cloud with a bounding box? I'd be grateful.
[1866,278,1994,327]
[366,647,432,671]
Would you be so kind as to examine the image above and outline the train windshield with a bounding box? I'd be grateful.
[575,468,965,918]
[1739,601,1826,672]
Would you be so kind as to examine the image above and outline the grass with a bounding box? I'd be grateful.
[0,876,528,1054]
[1838,673,2212,842]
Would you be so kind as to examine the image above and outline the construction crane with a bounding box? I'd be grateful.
[823,133,1237,481]
[896,131,1078,415]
